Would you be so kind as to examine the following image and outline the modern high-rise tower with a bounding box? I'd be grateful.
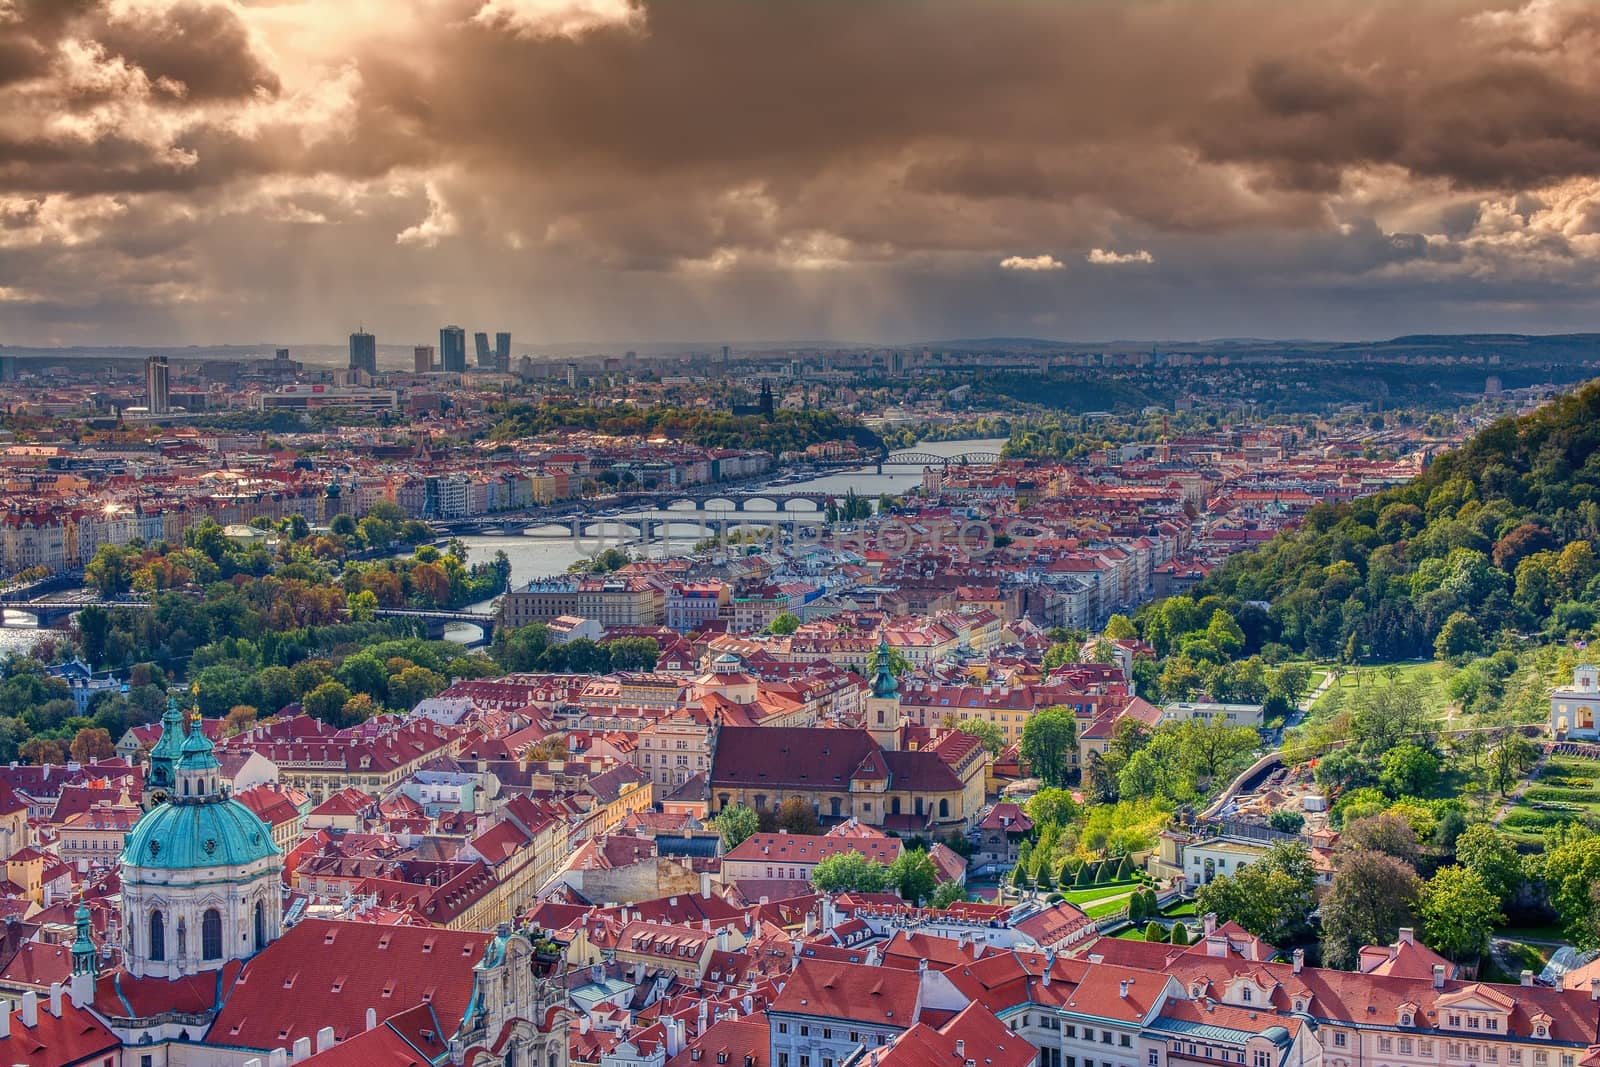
[144,355,170,414]
[440,325,467,372]
[474,331,492,368]
[494,331,511,373]
[348,330,377,376]
[414,345,435,374]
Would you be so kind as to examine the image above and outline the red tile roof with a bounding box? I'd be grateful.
[207,919,492,1052]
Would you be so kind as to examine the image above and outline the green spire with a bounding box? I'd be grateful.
[146,694,185,793]
[871,632,899,699]
[71,899,96,976]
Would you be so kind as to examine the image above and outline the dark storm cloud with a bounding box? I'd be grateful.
[92,1,280,101]
[3,0,1600,345]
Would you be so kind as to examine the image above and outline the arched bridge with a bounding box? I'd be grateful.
[0,595,147,629]
[372,608,496,645]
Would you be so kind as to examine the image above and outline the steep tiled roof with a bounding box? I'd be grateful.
[208,919,492,1051]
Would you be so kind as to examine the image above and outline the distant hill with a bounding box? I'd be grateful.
[1189,377,1600,660]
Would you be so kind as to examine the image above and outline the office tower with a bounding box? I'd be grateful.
[274,347,290,362]
[721,345,730,364]
[348,330,377,376]
[474,331,491,368]
[565,362,578,389]
[145,355,170,414]
[0,355,16,382]
[414,345,435,374]
[440,325,466,372]
[494,331,511,373]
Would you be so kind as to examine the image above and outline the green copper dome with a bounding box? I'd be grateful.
[122,796,280,871]
[870,633,899,699]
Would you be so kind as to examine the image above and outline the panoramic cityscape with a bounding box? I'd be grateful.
[4,2,1600,1066]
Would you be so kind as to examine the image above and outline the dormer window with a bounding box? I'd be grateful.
[1534,1026,1548,1039]
[1241,988,1253,1003]
[1402,1014,1414,1028]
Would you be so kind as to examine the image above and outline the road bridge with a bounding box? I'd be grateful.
[372,608,496,645]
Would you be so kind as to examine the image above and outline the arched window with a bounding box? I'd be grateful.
[202,908,223,960]
[149,911,165,962]
[254,900,267,951]
[939,798,950,818]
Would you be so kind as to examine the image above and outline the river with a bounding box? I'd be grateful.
[449,437,1008,591]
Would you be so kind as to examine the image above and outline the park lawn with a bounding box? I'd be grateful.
[1310,660,1446,712]
[1085,896,1133,919]
[1160,900,1197,918]
[1482,940,1552,984]
[1114,927,1147,940]
[1060,880,1143,905]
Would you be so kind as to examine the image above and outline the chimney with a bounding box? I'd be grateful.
[48,982,62,1018]
[0,1002,10,1038]
[1432,965,1446,989]
[667,1017,684,1057]
[1206,936,1227,958]
[292,1035,312,1063]
[1119,980,1130,998]
[1292,949,1304,975]
[1398,927,1414,945]
[1590,978,1600,1002]
[1203,912,1217,937]
[701,871,713,898]
[717,928,730,953]
[20,990,37,1028]
[1088,952,1104,964]
[1042,951,1055,987]
[1521,970,1534,987]
[956,1040,966,1058]
[366,1007,378,1030]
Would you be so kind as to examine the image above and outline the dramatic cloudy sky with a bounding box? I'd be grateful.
[3,0,1600,347]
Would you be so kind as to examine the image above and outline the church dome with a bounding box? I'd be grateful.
[122,796,280,871]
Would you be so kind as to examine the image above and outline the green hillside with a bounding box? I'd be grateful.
[1196,378,1600,661]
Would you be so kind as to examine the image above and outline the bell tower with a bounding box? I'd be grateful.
[865,632,904,751]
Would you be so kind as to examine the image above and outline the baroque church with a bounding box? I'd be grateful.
[4,696,569,1067]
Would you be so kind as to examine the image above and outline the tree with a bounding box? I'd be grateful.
[811,851,889,894]
[1543,830,1600,946]
[1020,706,1077,788]
[1129,892,1147,922]
[1488,729,1537,796]
[388,665,445,710]
[1453,824,1524,907]
[767,613,801,636]
[930,880,966,909]
[1270,663,1312,708]
[1380,743,1441,797]
[86,544,135,598]
[18,737,64,765]
[1193,842,1319,945]
[69,727,115,763]
[223,704,258,735]
[1144,921,1166,943]
[887,848,939,905]
[76,604,113,668]
[1340,813,1423,867]
[348,588,379,622]
[1434,611,1484,660]
[775,797,821,836]
[1169,922,1189,946]
[302,680,354,723]
[713,804,760,850]
[1024,787,1079,828]
[1105,614,1137,641]
[1268,808,1306,834]
[1321,850,1423,969]
[1420,866,1503,962]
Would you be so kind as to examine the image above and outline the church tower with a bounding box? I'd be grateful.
[142,695,184,811]
[865,633,904,751]
[121,706,283,979]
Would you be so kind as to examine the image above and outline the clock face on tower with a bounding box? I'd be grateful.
[149,788,169,806]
